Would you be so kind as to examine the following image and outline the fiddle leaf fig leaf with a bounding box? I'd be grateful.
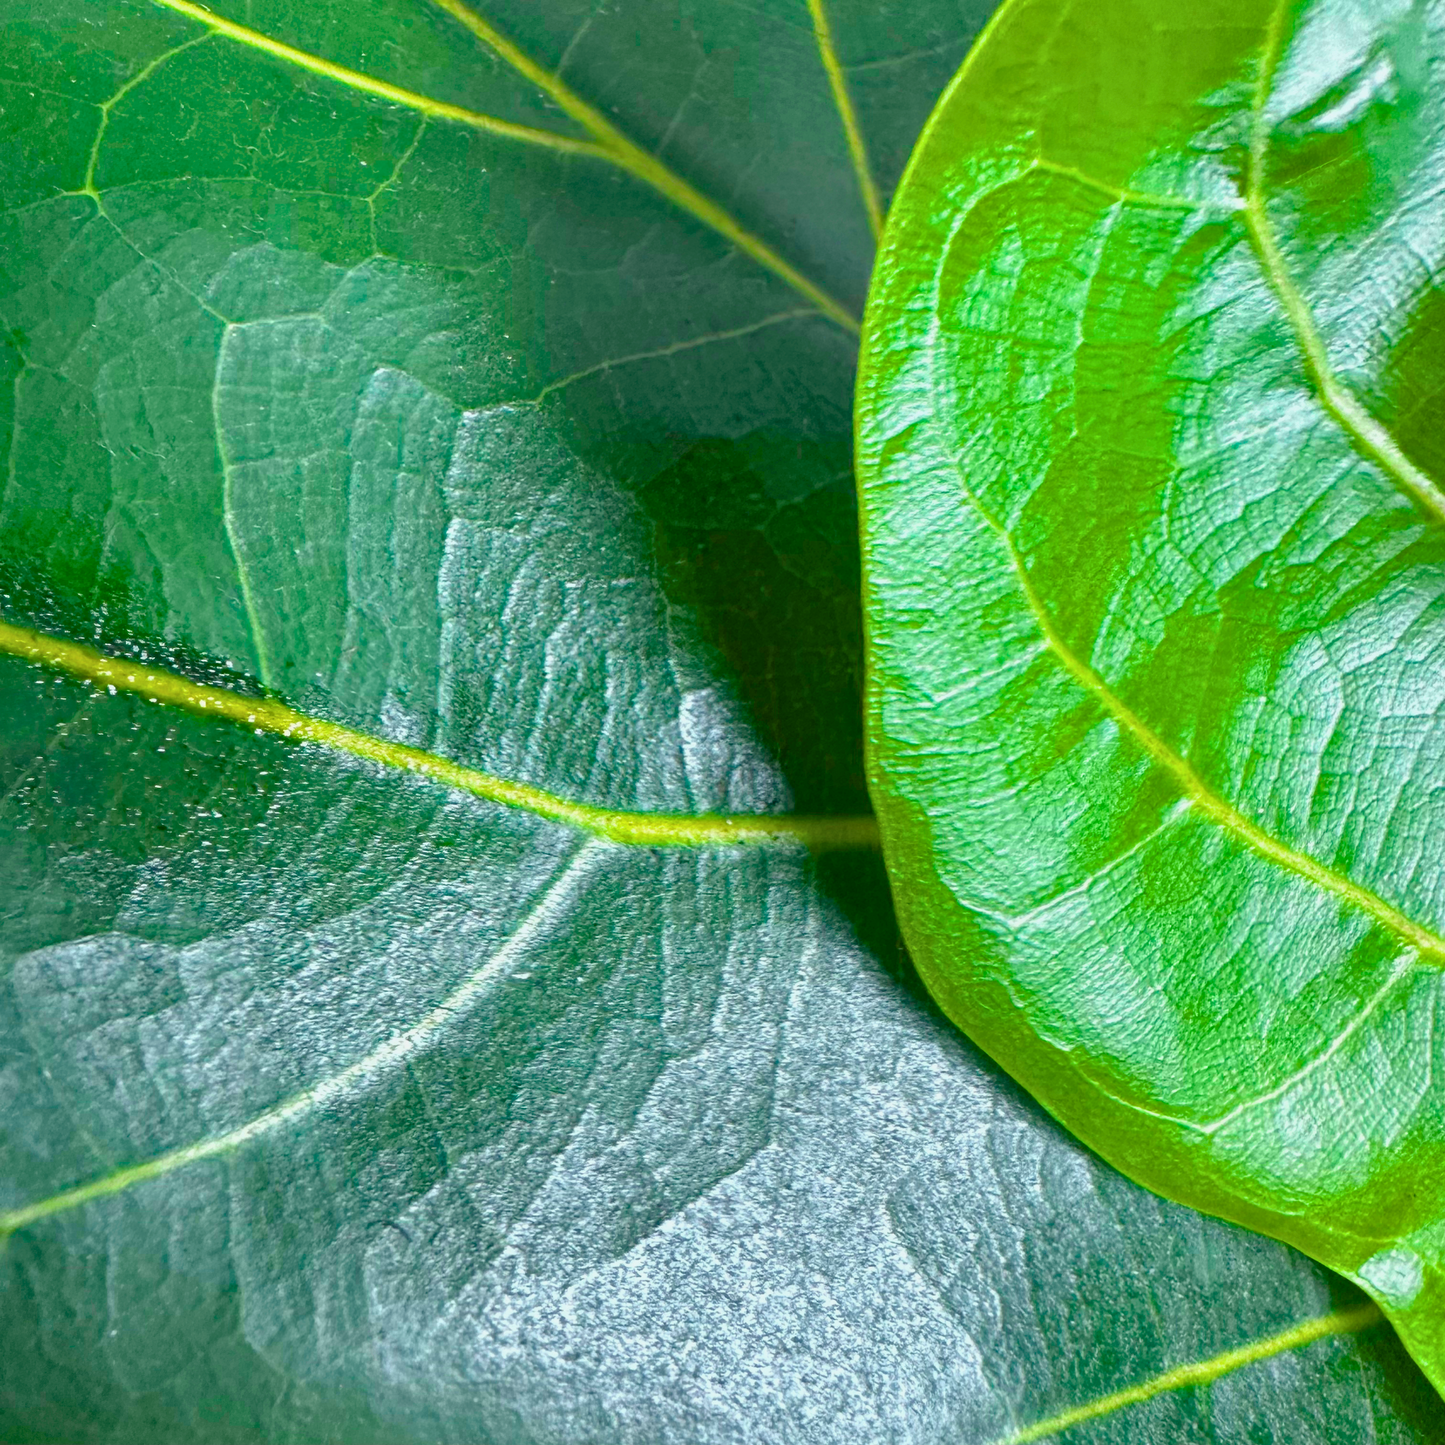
[3,0,1445,1441]
[859,0,1445,1401]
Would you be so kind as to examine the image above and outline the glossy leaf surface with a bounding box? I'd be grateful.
[859,0,1445,1399]
[3,1,1444,1441]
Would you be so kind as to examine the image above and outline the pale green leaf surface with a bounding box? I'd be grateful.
[859,0,1445,1402]
[2,0,1444,1440]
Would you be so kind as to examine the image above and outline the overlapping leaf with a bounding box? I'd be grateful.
[859,0,1445,1402]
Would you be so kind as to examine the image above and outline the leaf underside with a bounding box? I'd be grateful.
[859,0,1445,1405]
[2,0,1444,1441]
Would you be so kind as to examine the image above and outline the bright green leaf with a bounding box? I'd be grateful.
[860,0,1445,1403]
[4,0,1444,1440]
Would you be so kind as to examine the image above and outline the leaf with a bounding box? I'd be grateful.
[1,1,1442,1441]
[859,0,1445,1404]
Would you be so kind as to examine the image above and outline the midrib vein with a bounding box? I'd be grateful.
[0,620,878,850]
[1243,0,1445,524]
[805,0,884,241]
[0,839,607,1236]
[990,1301,1382,1444]
[424,0,860,332]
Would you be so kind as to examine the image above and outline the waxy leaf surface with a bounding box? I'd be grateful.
[859,0,1445,1400]
[3,0,1444,1441]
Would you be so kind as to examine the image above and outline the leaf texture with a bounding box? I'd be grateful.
[858,0,1445,1402]
[3,0,1445,1441]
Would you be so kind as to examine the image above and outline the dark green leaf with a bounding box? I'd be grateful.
[859,0,1445,1401]
[3,0,1443,1440]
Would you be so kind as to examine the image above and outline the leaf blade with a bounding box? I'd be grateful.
[860,0,1445,1394]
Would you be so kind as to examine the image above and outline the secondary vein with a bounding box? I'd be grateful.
[144,1,859,330]
[1200,954,1416,1133]
[0,840,609,1237]
[1243,0,1445,524]
[990,1301,1382,1444]
[0,620,879,851]
[1030,156,1204,212]
[147,0,606,156]
[999,528,1445,965]
[424,0,861,332]
[930,371,1445,962]
[526,307,819,404]
[805,0,885,241]
[82,34,211,197]
[211,324,274,688]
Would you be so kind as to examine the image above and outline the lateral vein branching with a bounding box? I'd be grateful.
[929,14,1445,978]
[424,0,860,331]
[1031,156,1203,212]
[928,399,1445,968]
[83,34,211,197]
[993,516,1445,970]
[999,537,1445,964]
[143,0,859,332]
[0,620,878,851]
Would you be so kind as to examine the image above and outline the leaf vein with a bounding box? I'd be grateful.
[0,619,879,850]
[425,0,860,331]
[987,512,1445,965]
[525,307,820,404]
[924,183,1445,967]
[1244,0,1445,524]
[989,1301,1383,1444]
[1200,953,1418,1134]
[804,0,884,240]
[147,0,608,158]
[0,839,610,1236]
[212,321,273,687]
[1030,156,1209,212]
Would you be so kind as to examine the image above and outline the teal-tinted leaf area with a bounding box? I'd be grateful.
[3,0,1445,1441]
[859,0,1445,1400]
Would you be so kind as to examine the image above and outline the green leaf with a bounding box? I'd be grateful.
[860,0,1445,1403]
[3,0,1444,1440]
